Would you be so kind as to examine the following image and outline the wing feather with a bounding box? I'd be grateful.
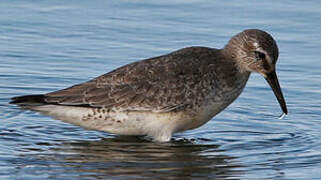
[44,47,218,112]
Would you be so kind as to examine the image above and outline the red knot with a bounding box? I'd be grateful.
[11,29,288,142]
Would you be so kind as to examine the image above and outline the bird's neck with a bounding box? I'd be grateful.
[221,45,249,74]
[215,49,251,88]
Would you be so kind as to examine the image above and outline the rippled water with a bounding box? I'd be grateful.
[1,1,321,179]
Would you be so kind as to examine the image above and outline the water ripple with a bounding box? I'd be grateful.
[1,0,321,179]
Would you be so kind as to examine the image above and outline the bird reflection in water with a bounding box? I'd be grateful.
[31,136,243,179]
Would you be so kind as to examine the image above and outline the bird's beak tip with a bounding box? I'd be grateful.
[264,70,288,116]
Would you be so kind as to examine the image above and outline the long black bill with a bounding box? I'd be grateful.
[264,71,288,115]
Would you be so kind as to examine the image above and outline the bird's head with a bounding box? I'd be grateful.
[224,29,288,115]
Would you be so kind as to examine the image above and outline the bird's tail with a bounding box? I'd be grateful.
[10,94,46,106]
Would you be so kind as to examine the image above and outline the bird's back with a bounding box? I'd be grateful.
[21,47,227,111]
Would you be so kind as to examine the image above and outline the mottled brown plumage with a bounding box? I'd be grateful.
[45,47,243,112]
[10,29,288,142]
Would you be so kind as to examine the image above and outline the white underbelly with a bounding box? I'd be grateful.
[26,88,239,142]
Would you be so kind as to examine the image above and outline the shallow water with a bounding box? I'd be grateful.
[1,1,321,179]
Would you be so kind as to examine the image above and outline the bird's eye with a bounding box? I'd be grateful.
[254,51,266,61]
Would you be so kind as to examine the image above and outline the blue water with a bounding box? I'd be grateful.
[1,1,321,179]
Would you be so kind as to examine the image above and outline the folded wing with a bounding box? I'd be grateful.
[42,47,216,112]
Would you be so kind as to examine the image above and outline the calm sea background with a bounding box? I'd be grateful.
[1,1,321,179]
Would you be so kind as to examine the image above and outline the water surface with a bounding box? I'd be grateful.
[1,1,321,179]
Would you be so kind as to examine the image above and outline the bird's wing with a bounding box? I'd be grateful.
[45,47,217,112]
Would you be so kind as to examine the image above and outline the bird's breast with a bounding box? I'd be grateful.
[182,72,250,130]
